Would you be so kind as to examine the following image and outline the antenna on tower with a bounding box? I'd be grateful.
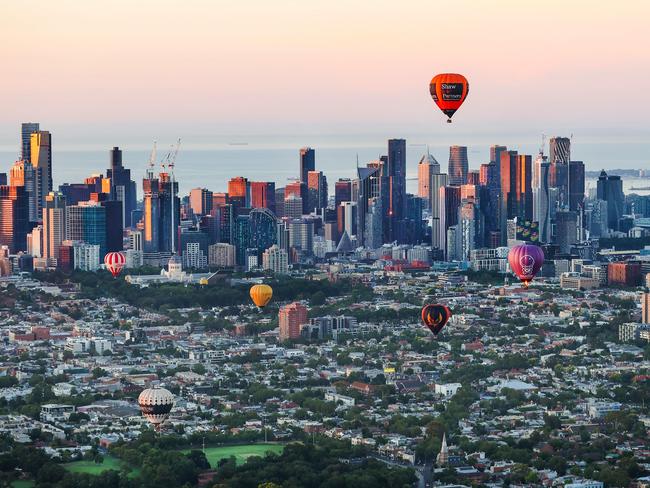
[539,134,546,156]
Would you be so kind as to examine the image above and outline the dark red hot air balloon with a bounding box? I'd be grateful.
[508,244,544,287]
[429,73,469,123]
[104,251,126,278]
[421,304,452,336]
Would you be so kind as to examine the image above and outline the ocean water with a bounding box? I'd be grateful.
[0,137,649,196]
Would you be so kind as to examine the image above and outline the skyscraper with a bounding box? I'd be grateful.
[228,176,249,209]
[307,171,328,213]
[249,181,276,214]
[499,151,532,243]
[596,170,625,231]
[299,147,315,184]
[106,147,138,227]
[0,185,29,253]
[10,160,37,223]
[555,210,577,254]
[387,139,407,224]
[430,173,448,251]
[355,165,381,247]
[457,197,481,261]
[143,169,180,253]
[568,160,585,212]
[439,185,460,258]
[448,145,468,186]
[549,137,571,164]
[189,188,214,216]
[30,131,52,218]
[533,154,551,243]
[285,180,308,214]
[334,179,352,208]
[66,201,107,259]
[418,152,440,208]
[21,123,39,163]
[43,192,66,265]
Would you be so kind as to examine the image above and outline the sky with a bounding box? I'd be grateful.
[1,0,649,149]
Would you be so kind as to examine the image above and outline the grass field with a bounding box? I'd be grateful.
[62,444,285,478]
[64,455,139,477]
[11,481,35,488]
[183,443,285,467]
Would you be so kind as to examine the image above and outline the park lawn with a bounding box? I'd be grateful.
[183,443,285,467]
[64,455,140,477]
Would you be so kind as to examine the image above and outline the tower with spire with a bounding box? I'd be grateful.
[436,432,449,466]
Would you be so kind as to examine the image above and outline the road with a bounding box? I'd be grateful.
[369,454,433,488]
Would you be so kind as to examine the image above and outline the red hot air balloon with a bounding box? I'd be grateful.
[421,304,452,336]
[429,73,469,123]
[508,244,544,287]
[104,252,126,278]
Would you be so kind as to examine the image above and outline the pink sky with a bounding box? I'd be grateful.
[1,0,649,140]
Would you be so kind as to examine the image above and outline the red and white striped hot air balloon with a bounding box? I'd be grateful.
[104,252,126,278]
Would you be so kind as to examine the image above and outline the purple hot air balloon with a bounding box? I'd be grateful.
[508,244,544,287]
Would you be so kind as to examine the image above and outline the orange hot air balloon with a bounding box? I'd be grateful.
[429,73,469,123]
[250,284,273,308]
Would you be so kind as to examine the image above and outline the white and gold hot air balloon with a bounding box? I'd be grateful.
[137,386,174,430]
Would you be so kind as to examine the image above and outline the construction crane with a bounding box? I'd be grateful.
[146,141,157,177]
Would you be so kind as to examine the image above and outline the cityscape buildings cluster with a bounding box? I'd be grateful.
[0,124,649,286]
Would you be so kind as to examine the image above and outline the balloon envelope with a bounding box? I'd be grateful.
[104,252,126,278]
[508,244,544,286]
[250,284,273,308]
[421,304,452,336]
[429,73,469,122]
[138,387,174,429]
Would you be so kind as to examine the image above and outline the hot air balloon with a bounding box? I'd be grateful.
[421,304,452,336]
[429,73,469,123]
[508,244,544,287]
[138,386,175,430]
[104,252,126,278]
[250,284,273,308]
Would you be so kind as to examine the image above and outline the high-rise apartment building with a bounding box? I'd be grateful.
[279,302,308,341]
[642,292,650,324]
[533,154,551,243]
[42,192,66,265]
[430,173,448,250]
[208,242,236,267]
[448,145,468,186]
[262,244,289,274]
